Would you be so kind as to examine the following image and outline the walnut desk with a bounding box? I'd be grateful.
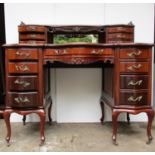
[3,42,154,146]
[3,24,155,146]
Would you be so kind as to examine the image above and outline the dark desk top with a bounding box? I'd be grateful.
[3,42,154,48]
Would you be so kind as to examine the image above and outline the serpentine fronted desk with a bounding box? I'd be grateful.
[3,42,154,145]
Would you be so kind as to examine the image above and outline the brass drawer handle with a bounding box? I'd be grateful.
[30,26,36,31]
[14,97,30,103]
[14,79,30,87]
[128,96,143,102]
[91,49,104,54]
[127,50,142,57]
[63,49,67,54]
[127,64,142,71]
[30,34,36,38]
[16,51,30,57]
[55,50,59,55]
[128,80,143,86]
[55,49,67,55]
[15,65,30,71]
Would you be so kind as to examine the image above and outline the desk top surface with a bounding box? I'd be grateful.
[3,42,154,48]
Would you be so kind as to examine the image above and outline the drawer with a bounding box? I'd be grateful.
[119,48,149,59]
[119,62,149,73]
[8,48,38,60]
[120,75,148,89]
[107,39,132,43]
[106,27,134,33]
[19,25,46,32]
[120,91,148,106]
[44,48,113,56]
[8,76,38,91]
[7,92,39,108]
[19,40,46,44]
[19,34,46,40]
[107,33,133,40]
[8,62,38,74]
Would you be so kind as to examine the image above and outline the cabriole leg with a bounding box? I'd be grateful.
[146,109,154,144]
[3,110,12,146]
[112,110,120,145]
[100,100,104,125]
[48,96,52,125]
[38,109,46,146]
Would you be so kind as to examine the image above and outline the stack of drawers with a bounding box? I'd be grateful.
[118,47,151,107]
[5,48,41,108]
[18,25,48,44]
[105,25,134,43]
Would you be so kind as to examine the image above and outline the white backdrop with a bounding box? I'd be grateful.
[4,3,154,122]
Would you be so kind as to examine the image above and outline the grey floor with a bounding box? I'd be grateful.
[0,120,155,152]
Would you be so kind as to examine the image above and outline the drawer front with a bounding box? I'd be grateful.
[19,40,46,44]
[120,91,148,105]
[107,33,133,40]
[19,26,46,32]
[106,27,134,33]
[8,76,38,91]
[8,62,38,74]
[120,75,148,89]
[119,48,149,59]
[8,48,38,60]
[119,62,149,73]
[7,92,39,108]
[20,34,46,40]
[107,39,133,43]
[44,48,113,56]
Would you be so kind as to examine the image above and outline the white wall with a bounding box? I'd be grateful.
[4,3,154,122]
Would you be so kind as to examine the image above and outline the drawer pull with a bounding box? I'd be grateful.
[29,26,36,31]
[128,80,143,86]
[63,49,67,54]
[30,34,36,38]
[128,96,143,102]
[127,50,142,57]
[14,97,30,103]
[14,79,30,87]
[16,51,30,57]
[91,49,104,54]
[55,50,59,55]
[15,65,30,71]
[127,64,142,71]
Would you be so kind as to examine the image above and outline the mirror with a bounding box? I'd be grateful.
[53,34,98,44]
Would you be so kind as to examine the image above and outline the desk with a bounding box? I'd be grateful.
[3,24,154,146]
[3,43,154,146]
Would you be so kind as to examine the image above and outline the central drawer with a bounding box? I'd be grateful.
[8,62,38,74]
[8,76,38,91]
[44,48,113,56]
[119,62,149,73]
[7,92,39,108]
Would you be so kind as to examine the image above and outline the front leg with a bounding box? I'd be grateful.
[146,109,154,144]
[48,96,52,125]
[100,100,104,125]
[112,109,120,145]
[3,110,12,146]
[37,109,46,146]
[22,115,26,125]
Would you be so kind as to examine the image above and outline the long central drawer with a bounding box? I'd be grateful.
[44,48,113,56]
